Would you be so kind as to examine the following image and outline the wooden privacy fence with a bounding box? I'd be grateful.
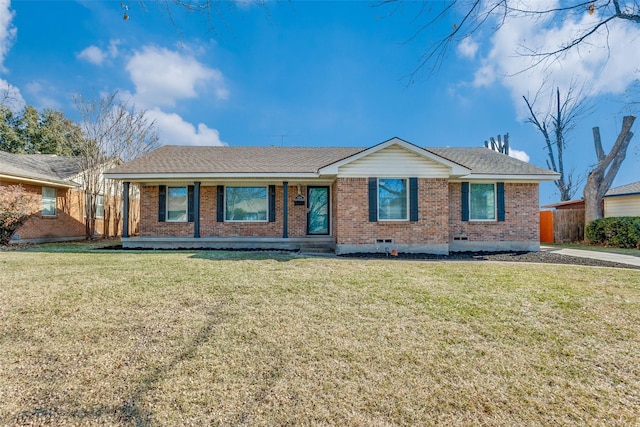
[539,210,585,243]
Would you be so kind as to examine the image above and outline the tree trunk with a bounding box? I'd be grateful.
[584,115,635,229]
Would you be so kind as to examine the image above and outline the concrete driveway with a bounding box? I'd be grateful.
[541,246,640,267]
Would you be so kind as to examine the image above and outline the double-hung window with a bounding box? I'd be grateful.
[95,194,104,218]
[378,178,408,221]
[225,187,268,221]
[42,187,56,216]
[167,186,188,222]
[469,183,496,221]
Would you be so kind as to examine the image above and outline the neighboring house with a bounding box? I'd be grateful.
[104,137,559,254]
[604,181,640,218]
[540,199,586,210]
[0,151,119,243]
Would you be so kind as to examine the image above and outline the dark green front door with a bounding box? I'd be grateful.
[307,186,330,235]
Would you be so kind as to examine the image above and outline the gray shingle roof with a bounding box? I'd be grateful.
[605,181,640,197]
[0,151,84,186]
[104,144,557,177]
[106,146,365,174]
[427,147,555,176]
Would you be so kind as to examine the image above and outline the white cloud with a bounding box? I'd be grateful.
[457,37,479,59]
[25,81,59,109]
[77,39,121,65]
[78,45,106,65]
[146,108,226,146]
[509,148,530,163]
[126,46,228,108]
[0,78,24,110]
[0,0,16,71]
[471,3,640,118]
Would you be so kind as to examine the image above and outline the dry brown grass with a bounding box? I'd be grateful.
[0,249,639,426]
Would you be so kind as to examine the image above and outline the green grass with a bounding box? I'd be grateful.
[1,248,639,425]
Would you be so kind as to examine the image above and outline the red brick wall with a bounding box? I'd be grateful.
[140,184,307,238]
[334,178,449,246]
[1,181,86,241]
[287,185,308,238]
[448,182,539,242]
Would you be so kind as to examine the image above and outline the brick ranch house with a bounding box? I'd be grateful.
[104,137,559,254]
[0,151,123,243]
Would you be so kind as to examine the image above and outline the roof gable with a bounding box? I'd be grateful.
[318,137,471,176]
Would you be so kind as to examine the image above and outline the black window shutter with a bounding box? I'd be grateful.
[268,185,276,222]
[409,177,418,222]
[368,177,378,222]
[187,185,194,222]
[216,185,224,222]
[461,182,469,222]
[158,185,166,222]
[497,182,505,222]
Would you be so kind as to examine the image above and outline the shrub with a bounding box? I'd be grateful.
[0,185,39,245]
[585,217,640,249]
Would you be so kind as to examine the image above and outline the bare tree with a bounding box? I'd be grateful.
[584,115,636,226]
[124,0,267,33]
[523,87,588,201]
[484,133,509,155]
[378,0,640,79]
[74,92,159,239]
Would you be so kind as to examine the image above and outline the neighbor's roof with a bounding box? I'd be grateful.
[605,181,640,197]
[104,143,557,179]
[0,151,84,187]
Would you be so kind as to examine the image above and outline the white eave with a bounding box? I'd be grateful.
[0,173,79,188]
[317,137,471,176]
[453,173,561,182]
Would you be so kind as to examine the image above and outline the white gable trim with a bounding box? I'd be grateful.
[318,137,471,176]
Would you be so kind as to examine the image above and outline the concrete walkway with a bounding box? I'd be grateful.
[540,246,640,267]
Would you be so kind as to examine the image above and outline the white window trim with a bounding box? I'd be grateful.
[42,187,57,217]
[224,186,269,223]
[377,178,409,222]
[469,182,497,222]
[166,186,188,223]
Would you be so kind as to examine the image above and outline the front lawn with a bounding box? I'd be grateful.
[1,249,639,425]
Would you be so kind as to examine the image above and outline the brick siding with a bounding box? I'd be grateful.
[334,178,449,246]
[136,181,539,250]
[140,184,314,238]
[1,181,86,240]
[448,182,539,242]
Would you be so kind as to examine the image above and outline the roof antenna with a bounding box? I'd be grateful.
[271,133,288,146]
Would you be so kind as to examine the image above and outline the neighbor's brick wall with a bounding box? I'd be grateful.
[334,178,449,246]
[448,182,539,242]
[139,184,308,238]
[0,180,86,240]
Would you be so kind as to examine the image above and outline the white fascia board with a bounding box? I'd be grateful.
[104,172,322,182]
[452,173,561,182]
[318,137,471,175]
[0,173,79,188]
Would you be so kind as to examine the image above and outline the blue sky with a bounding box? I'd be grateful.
[1,0,639,204]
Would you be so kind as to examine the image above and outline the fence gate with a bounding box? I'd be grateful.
[539,209,585,243]
[540,210,554,243]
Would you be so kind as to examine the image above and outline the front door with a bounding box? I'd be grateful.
[307,186,330,235]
